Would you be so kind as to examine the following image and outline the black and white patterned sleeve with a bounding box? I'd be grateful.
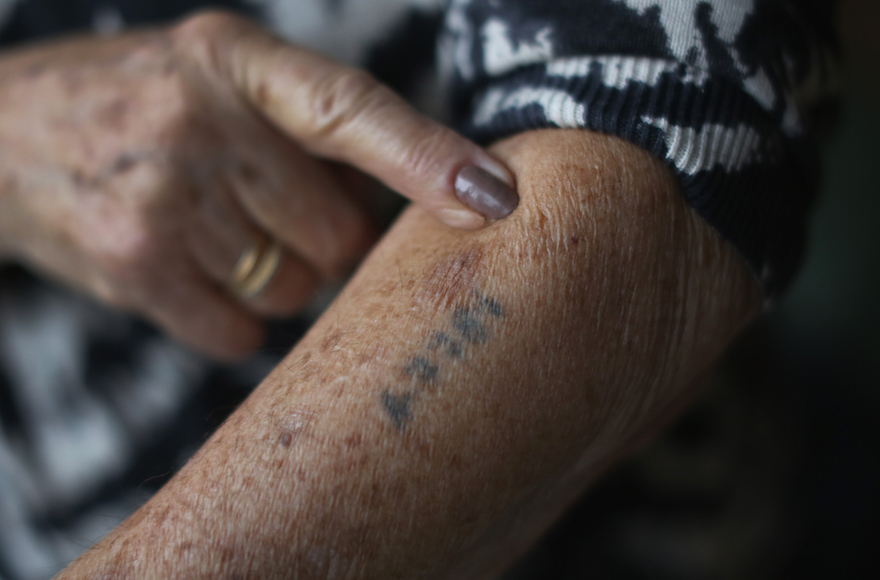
[438,0,839,300]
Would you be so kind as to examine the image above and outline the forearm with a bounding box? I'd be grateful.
[57,129,761,579]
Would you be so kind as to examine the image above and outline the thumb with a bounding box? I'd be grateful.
[207,14,519,229]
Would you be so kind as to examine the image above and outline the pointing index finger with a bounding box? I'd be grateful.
[225,21,519,229]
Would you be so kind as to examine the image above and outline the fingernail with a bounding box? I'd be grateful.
[454,166,519,221]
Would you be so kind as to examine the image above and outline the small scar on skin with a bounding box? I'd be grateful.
[381,391,414,430]
[277,410,313,448]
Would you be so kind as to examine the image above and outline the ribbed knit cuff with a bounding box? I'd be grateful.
[451,56,820,301]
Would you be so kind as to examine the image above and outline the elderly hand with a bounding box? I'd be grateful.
[0,11,517,360]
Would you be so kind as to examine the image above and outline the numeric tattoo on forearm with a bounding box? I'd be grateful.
[380,290,504,430]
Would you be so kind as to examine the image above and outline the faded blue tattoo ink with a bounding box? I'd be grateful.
[428,332,463,358]
[381,391,415,430]
[404,356,439,383]
[380,291,505,430]
[452,307,488,344]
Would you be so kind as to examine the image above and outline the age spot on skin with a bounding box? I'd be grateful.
[111,152,141,174]
[277,410,313,448]
[381,391,414,430]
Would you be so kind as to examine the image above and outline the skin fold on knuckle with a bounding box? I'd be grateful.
[170,9,251,76]
[304,68,389,149]
[396,125,455,193]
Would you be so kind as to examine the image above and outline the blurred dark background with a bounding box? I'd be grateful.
[504,2,880,578]
[1,2,873,578]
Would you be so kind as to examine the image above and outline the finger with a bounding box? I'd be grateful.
[236,247,322,318]
[226,128,376,279]
[142,263,266,361]
[208,15,519,229]
[188,179,258,280]
[188,180,323,316]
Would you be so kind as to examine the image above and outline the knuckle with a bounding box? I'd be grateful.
[171,10,253,75]
[398,129,448,179]
[141,99,223,160]
[306,69,387,141]
[172,10,248,45]
[154,98,214,150]
[123,73,205,150]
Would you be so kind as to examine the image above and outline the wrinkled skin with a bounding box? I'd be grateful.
[0,11,515,359]
[54,129,763,580]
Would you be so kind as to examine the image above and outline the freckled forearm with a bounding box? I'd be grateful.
[56,130,760,580]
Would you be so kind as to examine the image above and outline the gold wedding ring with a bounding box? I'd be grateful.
[229,234,282,299]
